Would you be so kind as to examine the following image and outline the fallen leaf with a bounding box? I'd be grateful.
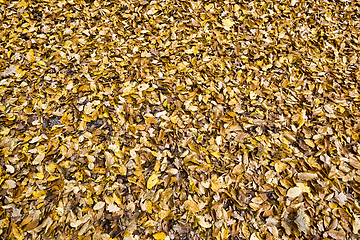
[222,18,234,30]
[3,180,16,189]
[147,174,158,189]
[153,232,167,240]
[197,216,212,228]
[93,202,105,211]
[106,204,121,213]
[287,187,302,198]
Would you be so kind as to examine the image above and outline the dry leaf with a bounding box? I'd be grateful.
[1,65,18,77]
[153,232,167,240]
[93,202,105,211]
[295,209,309,233]
[106,204,121,213]
[197,216,212,228]
[222,18,234,30]
[147,174,158,189]
[184,199,201,213]
[287,187,302,198]
[297,172,317,180]
[3,180,16,189]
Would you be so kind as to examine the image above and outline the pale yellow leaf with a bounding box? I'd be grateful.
[296,183,311,193]
[106,204,121,213]
[287,187,302,198]
[275,162,287,173]
[32,153,45,165]
[222,18,234,30]
[93,201,105,210]
[354,215,360,234]
[297,172,317,180]
[3,179,16,189]
[184,199,201,213]
[105,151,114,168]
[198,216,212,228]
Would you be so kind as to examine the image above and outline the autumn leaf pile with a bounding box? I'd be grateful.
[1,0,360,239]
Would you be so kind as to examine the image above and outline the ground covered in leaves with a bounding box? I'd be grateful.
[1,0,360,239]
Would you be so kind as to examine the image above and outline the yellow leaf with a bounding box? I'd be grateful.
[153,232,167,240]
[275,162,287,173]
[36,172,44,180]
[105,151,114,168]
[304,139,315,148]
[325,12,332,21]
[221,226,229,240]
[48,175,59,181]
[255,135,266,142]
[64,40,72,50]
[159,209,171,219]
[184,199,201,213]
[3,180,16,189]
[170,116,178,123]
[227,112,237,117]
[27,49,36,62]
[211,152,221,158]
[38,60,46,66]
[250,91,257,100]
[119,165,127,176]
[20,216,32,227]
[234,4,240,12]
[32,153,45,165]
[232,164,243,175]
[32,190,46,198]
[222,18,234,30]
[250,233,260,240]
[188,105,198,111]
[184,47,194,54]
[46,164,56,174]
[113,193,122,205]
[297,114,305,129]
[205,4,213,11]
[229,99,237,105]
[144,200,152,213]
[60,145,67,156]
[147,174,158,189]
[106,204,121,213]
[296,183,311,193]
[354,216,360,234]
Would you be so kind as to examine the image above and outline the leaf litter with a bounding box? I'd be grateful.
[0,0,360,239]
